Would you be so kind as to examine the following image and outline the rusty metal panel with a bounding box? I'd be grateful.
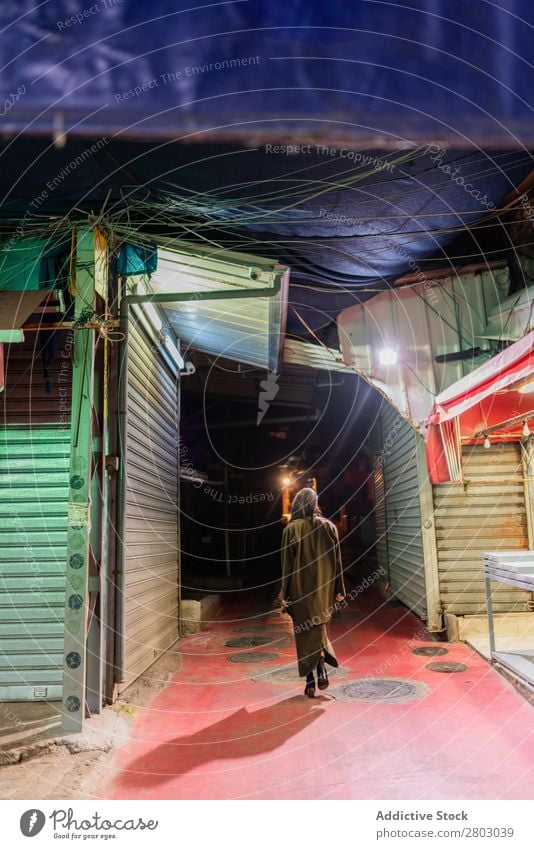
[0,289,51,332]
[2,331,72,426]
[380,403,427,619]
[122,314,179,688]
[434,443,531,614]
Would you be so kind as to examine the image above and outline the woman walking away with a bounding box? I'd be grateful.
[278,488,346,698]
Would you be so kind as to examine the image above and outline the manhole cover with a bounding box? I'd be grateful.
[227,652,279,663]
[426,661,468,673]
[255,664,350,683]
[225,636,271,648]
[331,677,428,703]
[412,646,449,657]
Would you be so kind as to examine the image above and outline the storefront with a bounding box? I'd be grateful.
[372,332,534,638]
[0,229,289,733]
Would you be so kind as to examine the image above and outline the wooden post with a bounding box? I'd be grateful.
[521,437,534,551]
[224,461,231,578]
[102,291,120,702]
[61,229,96,733]
[416,434,443,633]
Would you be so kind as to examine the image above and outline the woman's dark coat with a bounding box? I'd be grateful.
[280,516,346,676]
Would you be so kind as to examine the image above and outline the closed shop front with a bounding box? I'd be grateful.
[434,443,532,615]
[121,311,180,689]
[370,402,442,630]
[0,333,71,700]
[380,404,428,620]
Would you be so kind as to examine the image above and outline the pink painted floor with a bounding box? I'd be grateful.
[102,591,534,800]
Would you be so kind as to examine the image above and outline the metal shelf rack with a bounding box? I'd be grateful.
[484,551,534,690]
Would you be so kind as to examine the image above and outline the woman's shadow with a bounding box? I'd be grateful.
[117,695,328,786]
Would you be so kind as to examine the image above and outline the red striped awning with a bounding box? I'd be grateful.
[426,331,534,482]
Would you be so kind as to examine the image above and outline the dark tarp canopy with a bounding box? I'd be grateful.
[0,0,532,146]
[0,1,532,331]
[0,137,530,331]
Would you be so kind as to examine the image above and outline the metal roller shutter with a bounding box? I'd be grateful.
[122,314,180,688]
[381,404,427,619]
[434,443,531,614]
[0,426,70,701]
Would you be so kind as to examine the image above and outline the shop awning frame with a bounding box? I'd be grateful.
[426,330,534,483]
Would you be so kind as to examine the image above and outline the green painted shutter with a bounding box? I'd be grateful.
[0,426,70,700]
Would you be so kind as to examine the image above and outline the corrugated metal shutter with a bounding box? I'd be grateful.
[381,404,427,619]
[122,314,180,689]
[434,443,531,614]
[0,426,70,701]
[372,457,388,577]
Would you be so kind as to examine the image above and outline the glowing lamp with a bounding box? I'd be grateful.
[378,348,398,366]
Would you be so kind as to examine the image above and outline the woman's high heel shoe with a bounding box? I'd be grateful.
[317,658,329,691]
[304,672,316,698]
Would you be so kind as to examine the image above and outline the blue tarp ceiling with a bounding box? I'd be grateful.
[0,1,533,146]
[0,2,532,332]
[0,137,531,331]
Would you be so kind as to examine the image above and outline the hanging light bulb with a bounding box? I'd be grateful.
[484,436,491,449]
[378,347,398,366]
[523,420,531,438]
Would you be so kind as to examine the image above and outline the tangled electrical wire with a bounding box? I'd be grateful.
[74,308,124,343]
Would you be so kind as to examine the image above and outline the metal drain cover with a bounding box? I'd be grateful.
[426,661,468,673]
[227,652,279,663]
[256,664,350,683]
[225,636,271,648]
[331,677,428,704]
[412,646,449,657]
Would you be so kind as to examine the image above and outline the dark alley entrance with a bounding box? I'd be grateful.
[178,355,380,610]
